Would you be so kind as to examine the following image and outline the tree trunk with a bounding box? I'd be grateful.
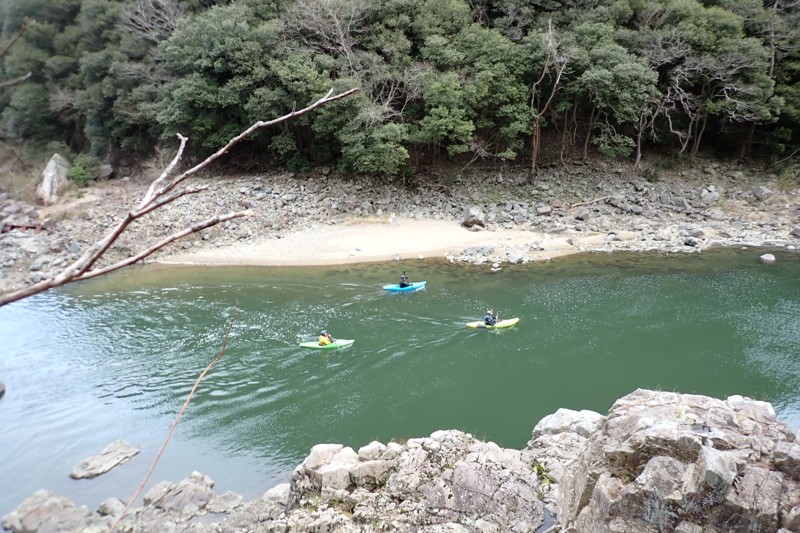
[738,122,756,161]
[690,112,708,159]
[530,115,541,180]
[583,103,596,162]
[635,116,644,169]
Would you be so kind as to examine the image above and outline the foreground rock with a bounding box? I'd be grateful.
[3,430,544,532]
[4,390,799,532]
[528,389,800,532]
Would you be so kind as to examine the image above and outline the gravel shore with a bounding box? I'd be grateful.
[1,161,798,295]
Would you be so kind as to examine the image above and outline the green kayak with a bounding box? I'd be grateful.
[299,339,355,349]
[466,317,520,329]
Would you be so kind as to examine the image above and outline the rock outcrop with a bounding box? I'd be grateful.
[4,390,799,532]
[528,389,800,532]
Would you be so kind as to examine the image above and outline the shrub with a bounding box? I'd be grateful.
[67,154,101,187]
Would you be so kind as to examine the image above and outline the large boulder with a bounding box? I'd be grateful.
[529,389,800,533]
[36,154,70,206]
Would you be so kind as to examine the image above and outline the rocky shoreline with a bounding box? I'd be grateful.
[4,389,799,532]
[1,161,799,295]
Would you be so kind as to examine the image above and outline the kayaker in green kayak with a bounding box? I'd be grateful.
[484,308,499,326]
[319,330,334,346]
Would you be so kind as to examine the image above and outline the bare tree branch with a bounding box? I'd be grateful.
[0,71,31,88]
[0,17,32,89]
[119,0,186,45]
[0,17,28,59]
[111,304,238,531]
[529,20,569,180]
[0,87,359,307]
[284,0,372,73]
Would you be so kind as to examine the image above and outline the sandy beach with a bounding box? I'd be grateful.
[160,217,623,266]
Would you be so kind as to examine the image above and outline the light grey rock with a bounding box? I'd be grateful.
[69,439,140,479]
[753,185,773,201]
[761,253,776,264]
[532,408,603,440]
[701,189,720,204]
[207,490,244,513]
[97,497,125,517]
[143,471,215,520]
[461,205,485,228]
[462,245,493,256]
[573,206,591,220]
[36,154,70,206]
[1,490,106,533]
[358,440,386,461]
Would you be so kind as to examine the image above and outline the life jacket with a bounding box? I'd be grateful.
[319,335,332,346]
[484,314,496,325]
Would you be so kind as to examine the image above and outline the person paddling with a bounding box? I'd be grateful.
[319,330,334,346]
[484,308,498,326]
[399,270,411,288]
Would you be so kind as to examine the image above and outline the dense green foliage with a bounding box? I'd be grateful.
[1,0,798,176]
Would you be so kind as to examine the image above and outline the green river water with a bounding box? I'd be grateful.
[1,248,799,517]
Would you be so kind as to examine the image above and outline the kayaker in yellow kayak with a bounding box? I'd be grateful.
[319,330,334,346]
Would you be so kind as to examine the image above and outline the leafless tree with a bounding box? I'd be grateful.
[120,0,186,45]
[529,20,568,181]
[0,87,359,308]
[283,0,372,74]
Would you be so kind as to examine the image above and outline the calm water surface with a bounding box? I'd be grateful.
[1,248,799,516]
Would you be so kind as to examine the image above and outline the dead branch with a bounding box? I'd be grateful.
[776,145,800,164]
[0,17,28,59]
[110,304,238,531]
[0,17,32,89]
[570,196,609,209]
[0,71,31,88]
[0,87,359,307]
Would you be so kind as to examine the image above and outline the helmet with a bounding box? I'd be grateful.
[321,330,327,334]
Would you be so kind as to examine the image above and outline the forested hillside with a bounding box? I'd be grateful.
[1,0,799,179]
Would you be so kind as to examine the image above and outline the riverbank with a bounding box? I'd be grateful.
[1,160,799,293]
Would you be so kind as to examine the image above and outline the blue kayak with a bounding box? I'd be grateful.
[383,281,427,292]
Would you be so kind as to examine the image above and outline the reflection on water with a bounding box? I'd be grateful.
[1,248,798,516]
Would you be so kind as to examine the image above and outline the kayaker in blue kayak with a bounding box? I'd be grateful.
[319,330,334,346]
[399,270,411,288]
[484,308,498,326]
